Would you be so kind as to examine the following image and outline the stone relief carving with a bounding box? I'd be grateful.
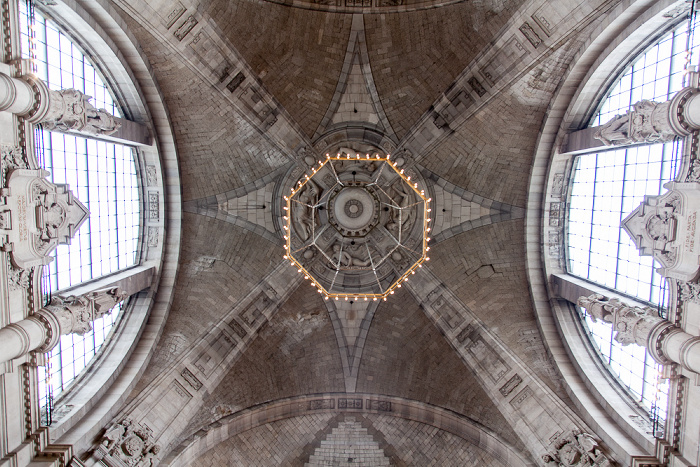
[577,294,662,347]
[42,89,121,136]
[679,280,700,304]
[330,241,370,268]
[1,145,28,171]
[292,179,321,242]
[7,264,30,291]
[622,183,700,281]
[595,100,675,146]
[95,418,160,467]
[543,431,613,466]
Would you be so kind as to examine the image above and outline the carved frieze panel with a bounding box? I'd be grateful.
[308,399,335,410]
[366,399,392,412]
[338,398,362,409]
[499,374,522,397]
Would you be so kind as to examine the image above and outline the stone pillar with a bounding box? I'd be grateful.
[0,72,37,116]
[578,294,700,374]
[0,309,60,363]
[0,286,127,364]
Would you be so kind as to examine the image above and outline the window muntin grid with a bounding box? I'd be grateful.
[568,144,677,304]
[566,21,697,425]
[37,301,124,422]
[19,3,140,291]
[592,24,700,126]
[19,2,141,421]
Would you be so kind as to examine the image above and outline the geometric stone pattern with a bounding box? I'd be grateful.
[331,59,381,128]
[369,414,508,466]
[189,413,336,467]
[29,0,641,465]
[305,417,391,466]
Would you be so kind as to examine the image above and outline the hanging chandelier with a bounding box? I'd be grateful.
[283,153,431,301]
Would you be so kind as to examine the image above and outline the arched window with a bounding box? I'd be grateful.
[18,1,141,422]
[566,21,700,425]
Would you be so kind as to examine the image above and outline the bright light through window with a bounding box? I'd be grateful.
[565,20,699,426]
[19,1,141,422]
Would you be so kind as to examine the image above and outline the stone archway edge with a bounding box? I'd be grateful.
[162,393,536,466]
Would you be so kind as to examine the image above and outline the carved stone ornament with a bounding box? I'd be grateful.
[94,418,160,467]
[1,145,29,172]
[543,431,614,467]
[46,287,127,335]
[622,183,700,281]
[594,100,676,146]
[7,263,30,291]
[577,294,662,347]
[679,280,700,304]
[4,168,89,269]
[41,89,121,136]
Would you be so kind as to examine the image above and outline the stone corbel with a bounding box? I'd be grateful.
[0,70,121,136]
[45,286,127,335]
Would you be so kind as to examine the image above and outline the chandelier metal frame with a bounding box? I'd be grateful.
[283,153,432,301]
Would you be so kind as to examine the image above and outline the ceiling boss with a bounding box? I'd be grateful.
[283,153,431,301]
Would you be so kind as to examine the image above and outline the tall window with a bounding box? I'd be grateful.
[566,21,700,426]
[19,1,141,423]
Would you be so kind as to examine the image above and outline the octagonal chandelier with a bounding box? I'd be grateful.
[283,153,431,301]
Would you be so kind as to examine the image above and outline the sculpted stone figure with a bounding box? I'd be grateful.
[543,431,613,467]
[331,243,371,268]
[43,89,121,136]
[577,293,661,347]
[293,179,321,242]
[595,100,675,145]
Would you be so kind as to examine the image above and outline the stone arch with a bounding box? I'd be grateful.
[163,393,534,466]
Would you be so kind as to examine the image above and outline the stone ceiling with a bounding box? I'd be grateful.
[110,0,610,461]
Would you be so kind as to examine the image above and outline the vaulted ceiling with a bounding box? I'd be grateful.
[106,0,621,462]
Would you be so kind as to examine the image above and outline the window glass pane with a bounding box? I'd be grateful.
[20,1,141,424]
[567,20,696,429]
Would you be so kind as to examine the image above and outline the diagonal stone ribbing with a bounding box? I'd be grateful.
[326,300,379,393]
[112,0,313,163]
[314,14,396,141]
[396,0,618,161]
[405,268,594,462]
[97,262,303,462]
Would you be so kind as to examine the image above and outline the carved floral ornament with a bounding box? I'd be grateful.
[283,152,431,301]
